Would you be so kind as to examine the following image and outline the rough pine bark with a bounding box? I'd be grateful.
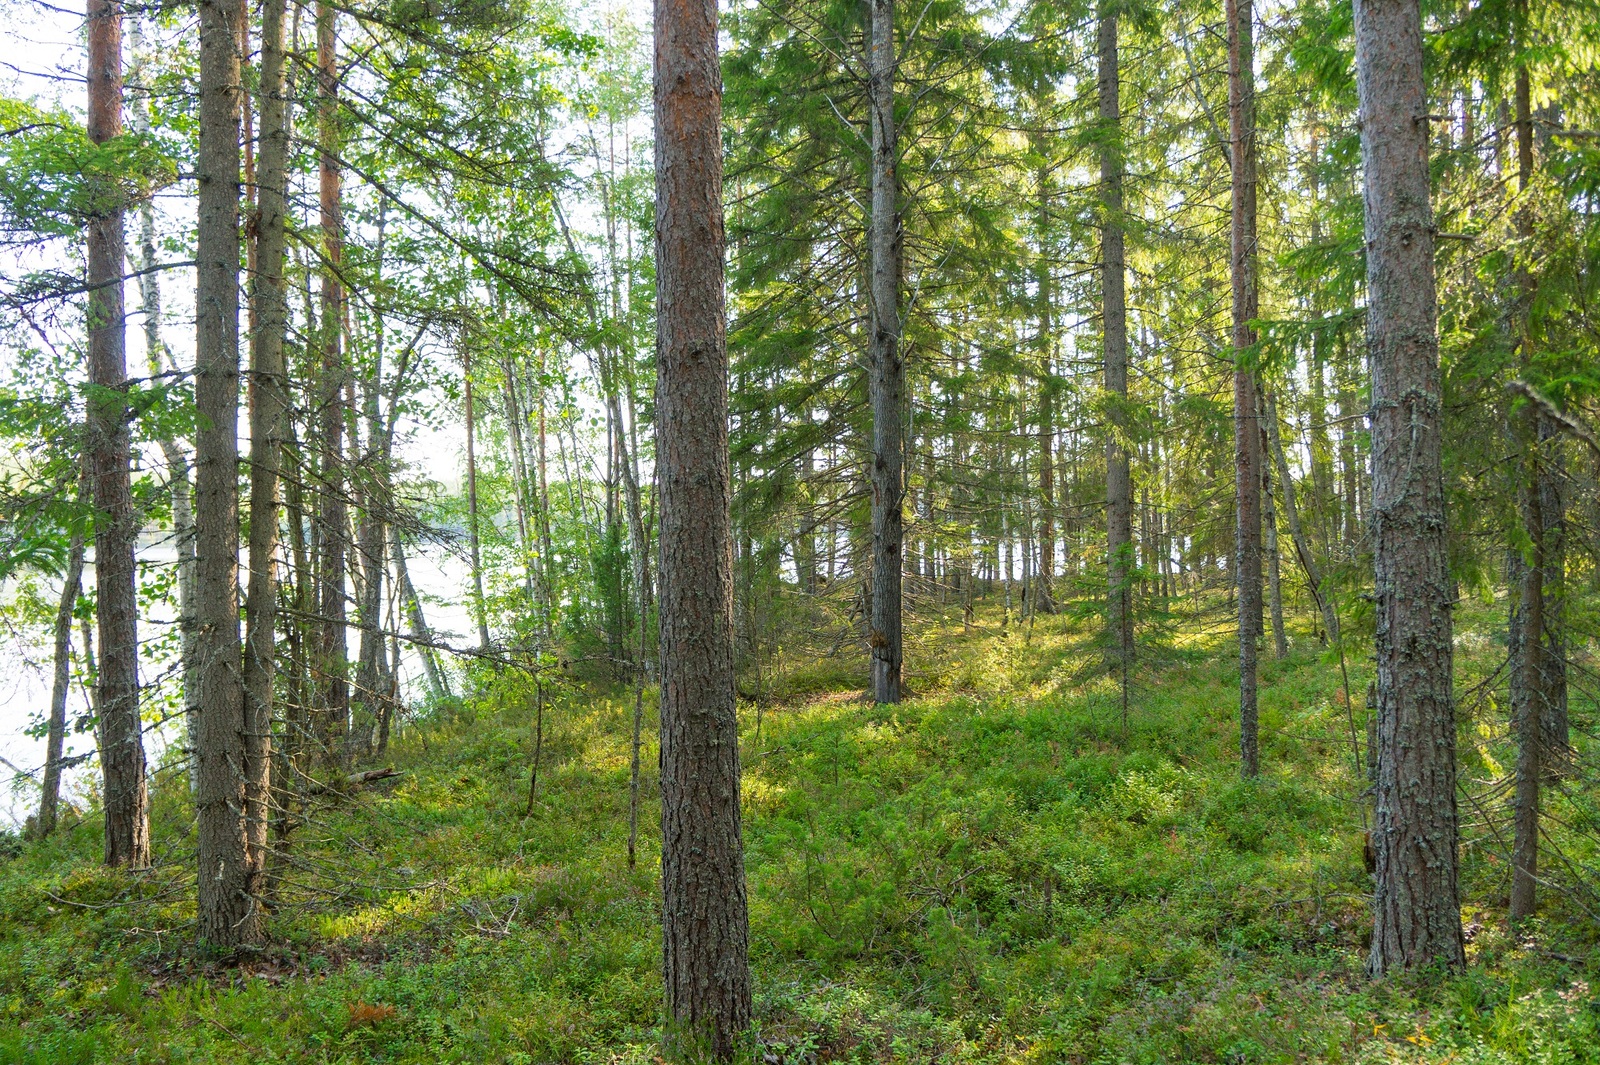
[86,0,149,869]
[1355,0,1465,975]
[1229,0,1263,778]
[653,0,752,1054]
[1099,0,1133,676]
[195,0,258,947]
[242,0,290,902]
[867,0,904,704]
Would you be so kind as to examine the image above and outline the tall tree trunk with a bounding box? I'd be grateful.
[36,502,86,839]
[86,0,149,870]
[1229,0,1263,777]
[536,370,555,639]
[1035,151,1058,616]
[1356,0,1465,974]
[389,527,448,700]
[1538,419,1568,767]
[195,0,258,947]
[653,0,751,1053]
[352,215,390,758]
[1263,445,1287,659]
[867,0,904,704]
[1264,389,1341,643]
[1510,410,1544,924]
[1259,395,1287,658]
[243,0,290,904]
[1507,59,1544,923]
[1099,0,1133,679]
[314,0,348,766]
[502,357,536,601]
[128,18,200,790]
[464,348,491,651]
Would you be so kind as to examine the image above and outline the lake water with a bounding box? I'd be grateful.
[0,535,475,831]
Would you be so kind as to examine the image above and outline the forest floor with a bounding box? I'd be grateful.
[3,596,1599,1064]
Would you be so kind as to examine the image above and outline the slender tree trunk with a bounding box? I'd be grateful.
[195,0,258,947]
[1229,0,1263,777]
[36,509,86,839]
[1356,0,1465,974]
[653,0,751,1053]
[1260,396,1287,659]
[1099,1,1133,678]
[285,417,314,777]
[464,348,491,651]
[536,363,555,639]
[128,19,200,791]
[1265,389,1341,643]
[241,0,289,906]
[502,358,536,601]
[389,527,448,700]
[314,0,348,766]
[352,215,390,758]
[86,0,149,870]
[1507,59,1544,923]
[1033,143,1059,615]
[867,0,904,704]
[1510,414,1544,924]
[1538,418,1568,768]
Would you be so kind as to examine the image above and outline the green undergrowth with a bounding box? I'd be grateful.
[2,599,1597,1063]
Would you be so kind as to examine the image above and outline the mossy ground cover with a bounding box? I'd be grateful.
[2,600,1597,1063]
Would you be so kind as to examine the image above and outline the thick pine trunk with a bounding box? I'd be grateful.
[653,0,751,1054]
[1099,1,1133,677]
[87,0,149,869]
[867,0,904,704]
[1229,0,1263,777]
[195,0,258,947]
[1356,0,1465,975]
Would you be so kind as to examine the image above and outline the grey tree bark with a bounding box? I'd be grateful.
[129,18,200,788]
[1229,0,1263,778]
[1264,389,1341,644]
[36,504,85,839]
[1355,0,1465,974]
[314,0,349,765]
[243,0,290,904]
[867,0,904,704]
[389,527,449,700]
[463,348,491,651]
[1099,0,1133,683]
[87,0,149,870]
[195,0,259,947]
[1260,393,1286,655]
[1510,415,1544,924]
[653,0,752,1054]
